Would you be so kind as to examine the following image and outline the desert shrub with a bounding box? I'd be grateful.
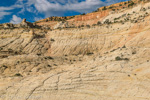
[109,6,113,9]
[86,52,94,55]
[50,38,55,42]
[0,47,3,50]
[115,56,122,61]
[122,45,126,48]
[44,56,53,60]
[104,19,111,24]
[124,58,129,61]
[132,51,136,54]
[102,6,107,10]
[81,13,85,15]
[97,21,101,25]
[2,65,8,68]
[86,25,90,28]
[64,17,67,20]
[94,9,99,12]
[34,34,45,38]
[14,73,23,77]
[8,48,13,53]
[115,56,129,61]
[92,24,97,26]
[110,49,117,52]
[47,65,52,67]
[45,19,48,22]
[128,1,135,7]
[81,25,84,27]
[112,9,116,11]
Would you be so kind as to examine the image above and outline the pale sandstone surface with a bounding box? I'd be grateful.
[1,1,150,100]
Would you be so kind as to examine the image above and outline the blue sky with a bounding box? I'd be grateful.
[0,0,127,24]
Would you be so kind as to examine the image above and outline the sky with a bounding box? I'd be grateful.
[0,0,128,24]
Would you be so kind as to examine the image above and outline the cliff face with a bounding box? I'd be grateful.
[1,1,150,100]
[34,0,150,29]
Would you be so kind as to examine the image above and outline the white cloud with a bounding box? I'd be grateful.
[34,17,43,21]
[26,0,105,17]
[10,15,22,24]
[0,3,23,21]
[0,7,14,11]
[0,12,11,20]
[0,7,13,20]
[26,0,127,18]
[64,0,104,13]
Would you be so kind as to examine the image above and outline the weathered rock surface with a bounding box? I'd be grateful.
[1,1,150,100]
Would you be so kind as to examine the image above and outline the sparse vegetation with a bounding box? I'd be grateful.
[93,8,99,12]
[109,6,114,9]
[102,6,107,10]
[122,45,126,48]
[44,56,53,60]
[50,38,55,42]
[0,47,3,51]
[128,1,135,7]
[81,25,85,27]
[2,65,8,68]
[86,25,90,28]
[47,65,52,67]
[81,13,86,15]
[115,56,122,61]
[92,24,97,26]
[112,9,116,11]
[104,19,111,24]
[14,73,23,77]
[132,51,136,54]
[86,52,94,56]
[97,21,101,25]
[115,56,129,61]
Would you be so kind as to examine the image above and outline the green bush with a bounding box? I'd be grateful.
[81,13,86,15]
[86,25,90,28]
[124,58,129,61]
[128,1,135,7]
[115,56,129,61]
[14,73,23,77]
[122,45,126,48]
[92,24,97,26]
[97,21,101,25]
[81,25,84,27]
[112,9,116,11]
[115,56,122,61]
[109,6,113,9]
[132,51,136,54]
[102,6,107,10]
[87,52,94,56]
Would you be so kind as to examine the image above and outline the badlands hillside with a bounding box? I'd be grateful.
[1,0,150,100]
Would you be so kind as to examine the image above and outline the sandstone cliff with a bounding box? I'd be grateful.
[1,1,150,100]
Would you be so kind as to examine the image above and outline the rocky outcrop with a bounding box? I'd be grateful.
[3,23,14,29]
[2,19,41,29]
[18,19,34,28]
